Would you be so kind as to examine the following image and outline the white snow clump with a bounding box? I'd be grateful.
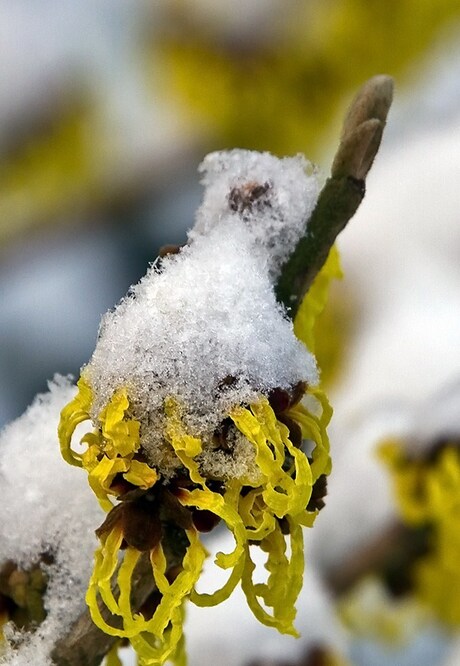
[191,149,319,278]
[85,149,319,477]
[0,376,103,665]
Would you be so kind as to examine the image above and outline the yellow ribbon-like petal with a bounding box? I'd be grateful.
[123,460,159,490]
[100,388,141,458]
[241,519,304,636]
[58,376,93,467]
[164,397,204,485]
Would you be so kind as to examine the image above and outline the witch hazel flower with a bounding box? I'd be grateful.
[58,149,333,665]
[379,434,460,627]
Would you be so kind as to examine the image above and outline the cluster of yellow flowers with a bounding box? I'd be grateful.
[380,438,460,626]
[59,376,331,664]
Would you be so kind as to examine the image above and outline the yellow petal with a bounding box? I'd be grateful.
[58,376,93,467]
[123,460,158,490]
[100,388,140,458]
[164,397,204,485]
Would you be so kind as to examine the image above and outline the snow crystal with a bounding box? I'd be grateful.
[0,376,103,665]
[86,150,319,477]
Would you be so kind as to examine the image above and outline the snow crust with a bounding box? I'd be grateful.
[0,377,103,665]
[86,150,319,476]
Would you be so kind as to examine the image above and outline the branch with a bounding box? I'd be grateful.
[51,553,152,666]
[275,75,393,317]
[323,521,407,597]
[46,75,393,666]
[323,519,431,600]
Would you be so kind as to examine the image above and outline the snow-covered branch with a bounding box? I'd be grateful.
[1,75,392,666]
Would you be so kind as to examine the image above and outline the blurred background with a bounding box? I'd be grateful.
[2,1,460,665]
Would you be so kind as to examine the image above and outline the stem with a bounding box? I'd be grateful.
[276,75,393,318]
